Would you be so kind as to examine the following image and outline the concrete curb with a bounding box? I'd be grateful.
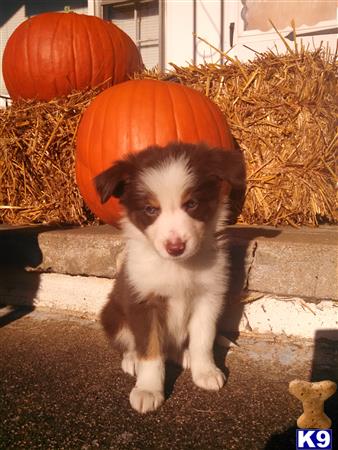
[1,271,337,340]
[1,272,112,317]
[0,224,337,340]
[0,224,336,299]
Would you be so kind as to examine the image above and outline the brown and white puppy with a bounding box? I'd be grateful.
[95,142,245,414]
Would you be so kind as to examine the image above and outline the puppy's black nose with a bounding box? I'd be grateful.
[165,239,186,257]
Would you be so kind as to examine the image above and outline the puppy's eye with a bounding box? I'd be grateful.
[144,205,160,216]
[183,199,198,211]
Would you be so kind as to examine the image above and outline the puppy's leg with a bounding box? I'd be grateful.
[101,292,139,377]
[116,327,138,376]
[182,348,191,370]
[129,312,165,413]
[112,326,139,376]
[129,357,165,413]
[188,296,225,390]
[121,350,138,377]
[168,348,190,369]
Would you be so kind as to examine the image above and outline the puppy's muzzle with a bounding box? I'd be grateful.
[165,238,186,257]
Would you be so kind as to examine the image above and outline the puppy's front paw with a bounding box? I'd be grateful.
[193,367,225,391]
[129,387,164,414]
[182,349,191,370]
[121,352,138,376]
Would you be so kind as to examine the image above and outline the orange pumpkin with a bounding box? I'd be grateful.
[2,12,143,101]
[76,79,235,224]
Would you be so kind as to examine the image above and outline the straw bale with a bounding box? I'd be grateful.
[0,40,337,226]
[136,43,337,227]
[0,89,100,225]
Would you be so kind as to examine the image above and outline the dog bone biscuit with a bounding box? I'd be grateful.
[289,379,337,429]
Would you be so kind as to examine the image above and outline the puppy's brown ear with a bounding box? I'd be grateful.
[210,149,246,189]
[94,160,132,204]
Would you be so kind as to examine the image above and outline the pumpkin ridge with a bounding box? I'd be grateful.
[69,14,78,91]
[157,80,180,145]
[79,95,100,168]
[118,25,130,82]
[95,16,110,86]
[166,83,179,142]
[24,19,36,98]
[112,23,141,81]
[105,21,118,85]
[125,80,139,152]
[153,80,159,144]
[135,80,156,146]
[111,23,123,83]
[82,15,95,88]
[34,16,45,99]
[2,23,18,97]
[181,84,200,142]
[99,91,114,179]
[50,14,64,98]
[122,26,138,78]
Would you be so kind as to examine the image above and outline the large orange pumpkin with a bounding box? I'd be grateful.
[76,79,235,224]
[2,12,143,101]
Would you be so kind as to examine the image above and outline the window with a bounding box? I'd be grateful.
[102,0,161,69]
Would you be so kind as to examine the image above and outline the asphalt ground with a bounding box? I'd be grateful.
[0,307,337,450]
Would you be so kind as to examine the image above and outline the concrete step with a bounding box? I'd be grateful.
[1,223,337,298]
[0,224,337,340]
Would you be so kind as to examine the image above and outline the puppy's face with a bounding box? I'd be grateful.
[129,153,219,260]
[95,143,246,260]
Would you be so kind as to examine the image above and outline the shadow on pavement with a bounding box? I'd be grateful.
[0,305,35,328]
[164,345,230,400]
[0,226,46,326]
[164,362,183,400]
[311,329,338,441]
[218,226,281,342]
[264,329,338,450]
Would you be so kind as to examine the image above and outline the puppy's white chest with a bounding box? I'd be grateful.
[127,253,196,299]
[166,294,192,346]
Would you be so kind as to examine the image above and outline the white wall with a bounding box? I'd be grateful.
[195,0,223,63]
[164,1,194,67]
[164,0,225,67]
[164,0,338,68]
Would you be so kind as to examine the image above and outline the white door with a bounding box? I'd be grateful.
[224,0,337,60]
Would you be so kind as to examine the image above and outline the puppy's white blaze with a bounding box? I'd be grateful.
[139,155,195,210]
[139,156,205,259]
[147,212,204,260]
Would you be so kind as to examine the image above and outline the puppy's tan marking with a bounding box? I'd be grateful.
[181,188,193,206]
[145,314,161,359]
[145,194,160,209]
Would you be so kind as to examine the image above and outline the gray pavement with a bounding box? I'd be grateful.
[0,307,337,450]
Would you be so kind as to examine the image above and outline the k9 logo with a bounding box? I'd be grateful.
[296,429,332,450]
